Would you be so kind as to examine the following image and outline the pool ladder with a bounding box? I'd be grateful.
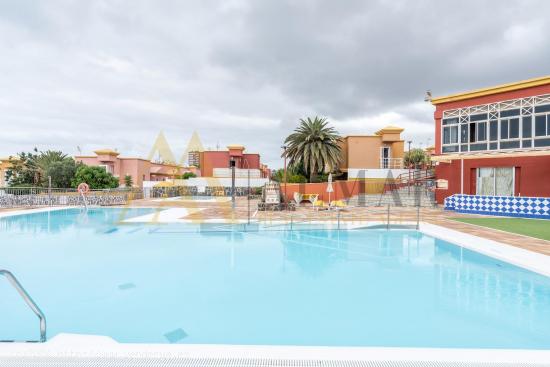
[0,269,47,343]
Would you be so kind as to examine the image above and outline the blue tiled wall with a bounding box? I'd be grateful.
[444,194,550,219]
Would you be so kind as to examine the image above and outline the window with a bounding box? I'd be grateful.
[443,125,458,144]
[477,122,487,141]
[500,120,508,139]
[489,120,498,141]
[535,114,549,137]
[500,118,519,140]
[522,116,532,138]
[476,167,514,196]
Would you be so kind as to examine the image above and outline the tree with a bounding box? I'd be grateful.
[71,166,119,189]
[404,148,428,168]
[6,149,76,187]
[6,152,39,186]
[284,117,342,182]
[124,174,133,188]
[45,160,79,188]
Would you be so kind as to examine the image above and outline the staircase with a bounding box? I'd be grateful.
[347,184,436,207]
[347,169,437,207]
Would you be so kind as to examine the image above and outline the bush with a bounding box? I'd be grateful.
[181,172,197,180]
[71,166,119,189]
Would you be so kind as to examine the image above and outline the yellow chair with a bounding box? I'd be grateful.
[313,200,327,211]
[330,200,347,210]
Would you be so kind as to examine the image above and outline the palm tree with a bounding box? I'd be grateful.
[284,117,342,182]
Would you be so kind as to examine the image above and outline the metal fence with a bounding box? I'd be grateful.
[0,187,143,208]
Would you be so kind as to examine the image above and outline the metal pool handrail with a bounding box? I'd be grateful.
[0,269,47,342]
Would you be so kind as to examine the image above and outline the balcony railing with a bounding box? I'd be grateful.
[380,158,403,169]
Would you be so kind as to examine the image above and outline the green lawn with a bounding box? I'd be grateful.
[452,217,550,241]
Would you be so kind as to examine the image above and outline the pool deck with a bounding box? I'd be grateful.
[126,196,550,256]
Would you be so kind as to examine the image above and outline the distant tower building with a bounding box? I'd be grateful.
[181,131,205,166]
[188,151,200,167]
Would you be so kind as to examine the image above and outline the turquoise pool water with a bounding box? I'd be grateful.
[1,208,550,348]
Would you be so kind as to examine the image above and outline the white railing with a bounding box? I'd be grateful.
[380,158,404,169]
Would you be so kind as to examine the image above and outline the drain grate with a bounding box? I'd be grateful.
[0,357,547,367]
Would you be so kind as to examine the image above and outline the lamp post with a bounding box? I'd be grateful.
[281,145,287,210]
[407,140,412,194]
[230,158,236,210]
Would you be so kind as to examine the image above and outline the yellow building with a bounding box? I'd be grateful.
[339,126,406,179]
[0,157,16,187]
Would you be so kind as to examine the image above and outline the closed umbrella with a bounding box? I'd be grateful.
[326,173,333,205]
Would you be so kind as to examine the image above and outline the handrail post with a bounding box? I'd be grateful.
[386,203,390,230]
[337,209,341,230]
[416,203,420,230]
[0,269,47,342]
[290,214,293,231]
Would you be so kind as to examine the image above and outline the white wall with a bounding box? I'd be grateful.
[143,177,269,188]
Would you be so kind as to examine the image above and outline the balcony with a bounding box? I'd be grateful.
[380,158,403,169]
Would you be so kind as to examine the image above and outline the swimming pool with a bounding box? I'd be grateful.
[1,208,550,349]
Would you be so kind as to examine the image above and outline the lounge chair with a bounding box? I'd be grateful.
[293,192,303,207]
[313,200,327,211]
[330,200,347,211]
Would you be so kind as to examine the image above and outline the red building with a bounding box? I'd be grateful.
[199,145,270,178]
[431,76,550,204]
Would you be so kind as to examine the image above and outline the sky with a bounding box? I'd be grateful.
[1,0,549,168]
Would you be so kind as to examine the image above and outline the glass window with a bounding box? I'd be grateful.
[461,124,468,143]
[477,168,495,196]
[477,122,487,141]
[495,167,514,196]
[500,120,509,139]
[469,123,476,143]
[535,115,547,136]
[490,121,498,141]
[450,125,458,144]
[500,140,520,149]
[534,104,550,113]
[510,118,519,139]
[470,113,488,122]
[534,138,550,147]
[470,143,487,151]
[442,118,458,125]
[443,127,450,144]
[442,145,459,153]
[500,109,520,118]
[477,167,514,196]
[522,116,532,138]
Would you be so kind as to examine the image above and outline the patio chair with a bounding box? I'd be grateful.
[313,200,327,211]
[293,192,303,207]
[330,200,347,211]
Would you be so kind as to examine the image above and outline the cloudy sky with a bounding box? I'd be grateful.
[1,0,549,168]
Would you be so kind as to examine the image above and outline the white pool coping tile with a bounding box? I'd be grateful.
[0,206,74,218]
[420,222,550,278]
[1,333,550,364]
